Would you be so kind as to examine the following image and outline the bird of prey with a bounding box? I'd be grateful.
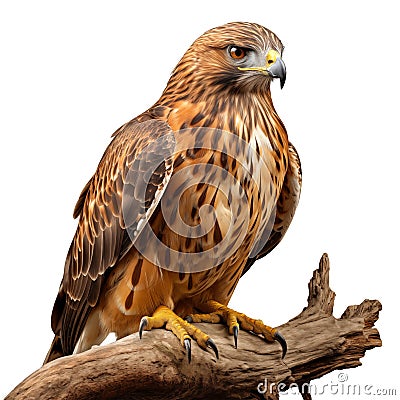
[44,21,301,364]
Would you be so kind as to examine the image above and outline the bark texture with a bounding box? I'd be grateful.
[6,254,382,400]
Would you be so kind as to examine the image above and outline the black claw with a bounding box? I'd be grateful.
[206,338,219,359]
[232,325,239,349]
[184,315,193,323]
[274,331,287,359]
[139,317,148,339]
[184,338,191,363]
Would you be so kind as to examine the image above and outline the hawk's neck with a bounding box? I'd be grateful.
[155,89,289,171]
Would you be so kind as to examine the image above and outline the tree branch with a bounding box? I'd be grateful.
[7,254,382,400]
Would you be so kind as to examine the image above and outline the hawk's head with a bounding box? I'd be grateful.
[165,22,286,101]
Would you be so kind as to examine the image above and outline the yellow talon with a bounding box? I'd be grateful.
[226,312,239,335]
[187,300,286,357]
[139,305,219,362]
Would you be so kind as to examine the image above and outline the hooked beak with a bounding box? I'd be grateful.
[237,50,287,89]
[267,56,286,89]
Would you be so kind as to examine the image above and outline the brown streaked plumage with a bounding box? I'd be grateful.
[44,21,301,364]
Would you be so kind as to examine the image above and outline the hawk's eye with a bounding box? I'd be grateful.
[229,46,247,60]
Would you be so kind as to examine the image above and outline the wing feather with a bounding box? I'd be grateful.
[242,142,302,276]
[51,118,176,354]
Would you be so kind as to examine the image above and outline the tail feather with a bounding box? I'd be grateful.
[43,335,64,365]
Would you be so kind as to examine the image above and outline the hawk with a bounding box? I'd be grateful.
[44,22,301,364]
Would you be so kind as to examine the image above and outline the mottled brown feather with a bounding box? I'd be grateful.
[51,119,175,354]
[242,143,302,276]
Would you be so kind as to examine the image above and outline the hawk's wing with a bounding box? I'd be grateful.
[51,118,175,354]
[241,143,302,276]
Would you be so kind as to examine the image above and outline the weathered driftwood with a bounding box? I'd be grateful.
[6,254,381,400]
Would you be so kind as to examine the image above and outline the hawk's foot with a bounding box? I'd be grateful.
[139,305,218,363]
[186,300,287,358]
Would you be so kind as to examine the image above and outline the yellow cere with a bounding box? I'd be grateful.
[238,49,280,72]
[266,49,279,66]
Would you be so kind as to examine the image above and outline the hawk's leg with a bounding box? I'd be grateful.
[139,305,218,363]
[186,300,287,358]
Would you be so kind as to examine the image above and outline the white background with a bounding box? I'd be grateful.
[1,1,399,398]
